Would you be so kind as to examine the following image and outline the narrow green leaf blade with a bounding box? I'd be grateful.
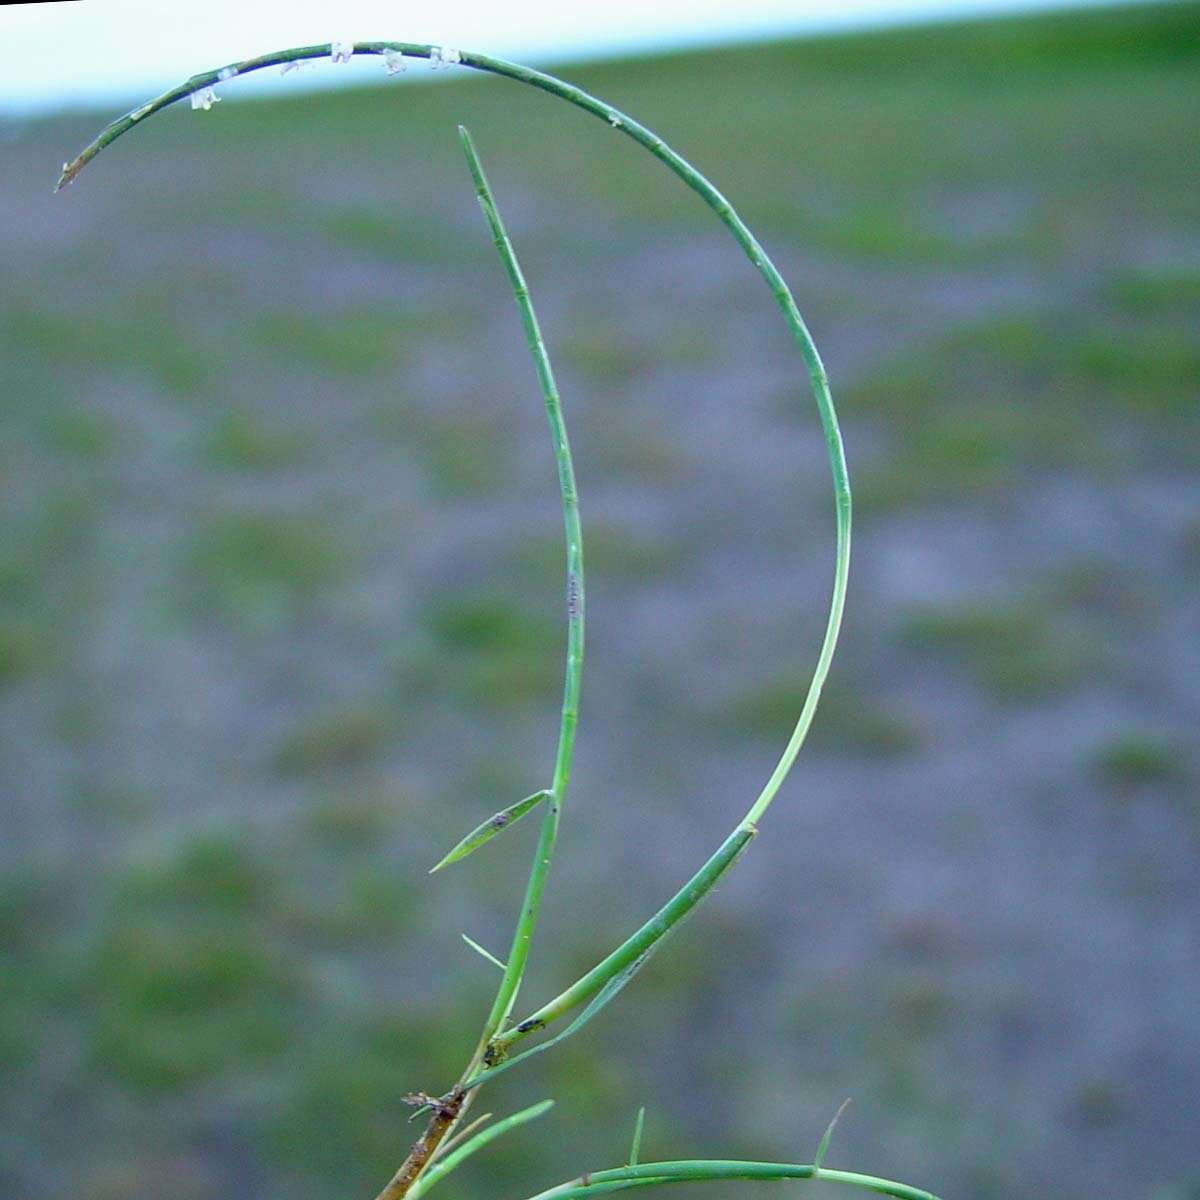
[813,1098,852,1169]
[462,933,507,971]
[430,789,551,873]
[629,1106,646,1166]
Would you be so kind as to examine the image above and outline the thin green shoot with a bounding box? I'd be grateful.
[57,41,848,1066]
[431,789,551,873]
[813,1098,852,1170]
[629,1107,646,1167]
[456,123,585,1056]
[461,934,507,972]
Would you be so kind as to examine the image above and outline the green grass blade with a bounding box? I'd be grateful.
[430,790,551,873]
[58,53,845,852]
[813,1098,852,1170]
[629,1106,646,1167]
[462,934,507,971]
[406,1099,555,1200]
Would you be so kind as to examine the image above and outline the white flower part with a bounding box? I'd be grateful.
[429,45,462,69]
[331,40,354,64]
[191,87,220,112]
[608,113,622,127]
[382,48,407,75]
[218,66,236,82]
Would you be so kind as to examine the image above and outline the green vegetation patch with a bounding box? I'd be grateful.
[204,409,311,470]
[426,592,560,709]
[273,706,395,776]
[187,510,348,624]
[901,598,1104,699]
[721,677,921,757]
[848,309,1199,511]
[250,309,410,375]
[0,615,50,687]
[89,916,298,1091]
[1107,266,1200,314]
[37,405,118,460]
[411,411,512,499]
[115,833,277,917]
[1,303,211,396]
[1093,732,1185,788]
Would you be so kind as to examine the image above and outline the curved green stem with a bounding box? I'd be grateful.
[60,41,853,1194]
[522,1160,938,1200]
[58,41,848,848]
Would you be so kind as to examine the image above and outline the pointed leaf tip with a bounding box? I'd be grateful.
[813,1098,852,1170]
[430,789,551,872]
[462,933,507,971]
[628,1105,646,1166]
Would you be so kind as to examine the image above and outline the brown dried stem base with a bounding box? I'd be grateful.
[373,1088,467,1200]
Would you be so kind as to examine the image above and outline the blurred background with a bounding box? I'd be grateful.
[2,2,1197,1199]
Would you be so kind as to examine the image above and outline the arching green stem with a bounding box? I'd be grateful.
[521,1159,939,1200]
[54,39,844,873]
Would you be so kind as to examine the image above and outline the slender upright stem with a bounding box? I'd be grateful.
[457,124,585,1049]
[378,124,587,1200]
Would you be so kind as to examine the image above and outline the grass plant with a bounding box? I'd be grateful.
[59,40,936,1200]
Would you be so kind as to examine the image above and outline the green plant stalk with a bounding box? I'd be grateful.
[457,123,586,1053]
[521,1161,939,1200]
[380,124,587,1198]
[60,40,853,1198]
